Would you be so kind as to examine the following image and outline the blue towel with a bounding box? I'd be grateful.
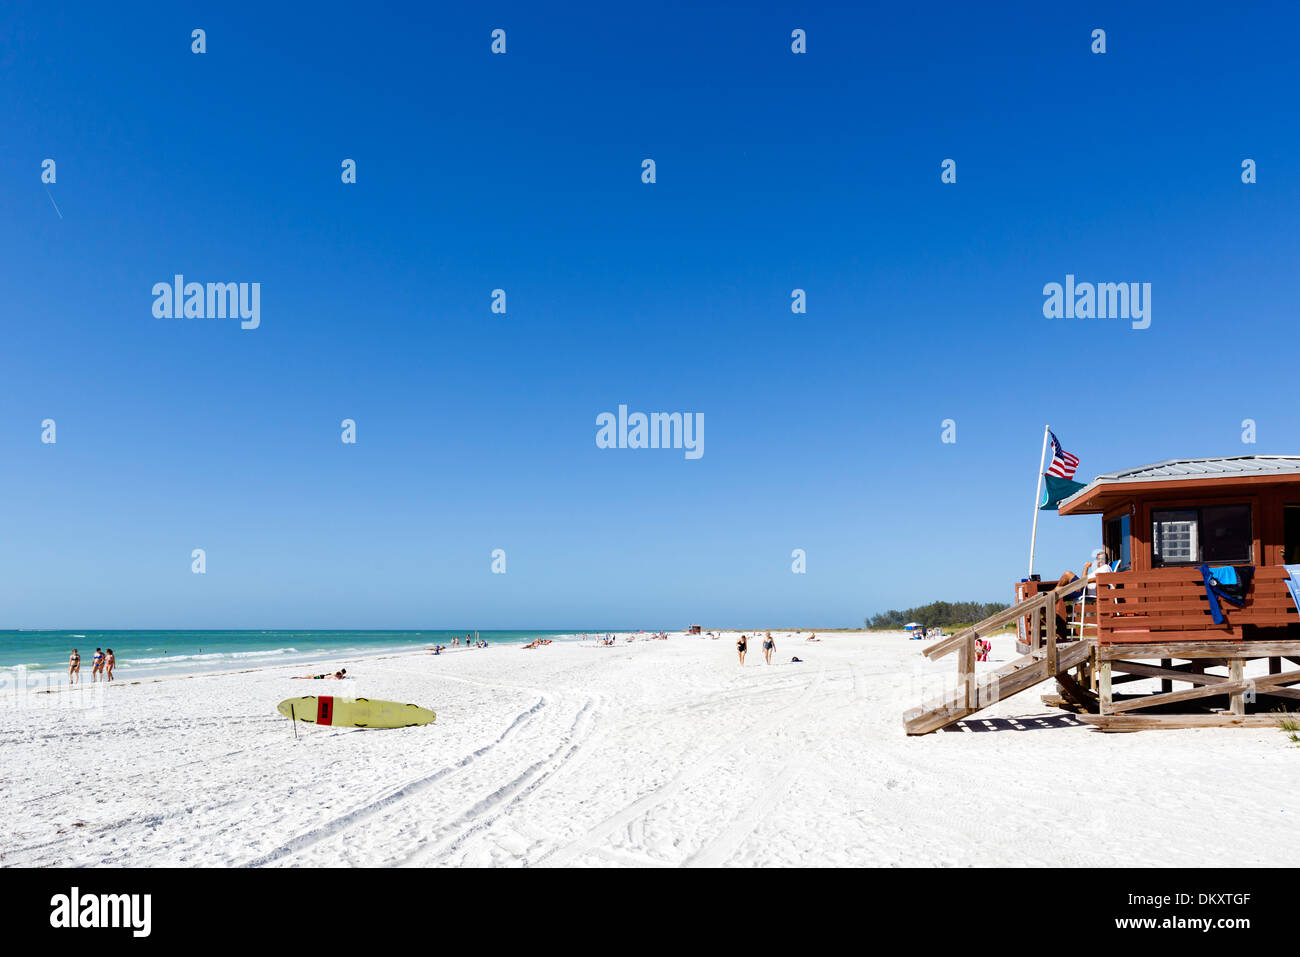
[1284,565,1300,616]
[1199,566,1226,624]
[1210,565,1237,586]
[1198,565,1252,625]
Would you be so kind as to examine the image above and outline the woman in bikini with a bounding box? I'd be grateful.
[762,632,775,665]
[91,648,105,682]
[104,648,115,681]
[68,649,81,684]
[737,634,748,665]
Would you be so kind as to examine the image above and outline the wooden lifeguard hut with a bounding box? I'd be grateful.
[904,455,1300,733]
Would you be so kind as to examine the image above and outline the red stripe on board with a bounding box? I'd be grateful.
[317,696,334,725]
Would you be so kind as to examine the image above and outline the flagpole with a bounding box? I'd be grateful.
[1029,424,1051,577]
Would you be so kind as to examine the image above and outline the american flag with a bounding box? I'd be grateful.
[1046,431,1079,479]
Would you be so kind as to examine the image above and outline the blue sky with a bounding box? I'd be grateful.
[3,2,1298,628]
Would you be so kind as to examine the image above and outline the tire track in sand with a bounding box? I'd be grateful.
[532,663,826,867]
[399,694,600,866]
[684,753,811,867]
[685,661,863,867]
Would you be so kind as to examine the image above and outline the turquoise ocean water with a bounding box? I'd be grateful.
[0,630,600,687]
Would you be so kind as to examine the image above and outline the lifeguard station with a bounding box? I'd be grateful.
[904,456,1300,733]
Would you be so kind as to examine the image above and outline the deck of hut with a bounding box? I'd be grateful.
[904,456,1300,733]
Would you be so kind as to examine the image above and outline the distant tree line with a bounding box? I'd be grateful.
[866,600,1010,630]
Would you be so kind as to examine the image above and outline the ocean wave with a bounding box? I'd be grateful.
[125,647,300,665]
[230,647,300,659]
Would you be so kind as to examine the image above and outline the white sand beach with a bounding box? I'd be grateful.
[4,630,1299,868]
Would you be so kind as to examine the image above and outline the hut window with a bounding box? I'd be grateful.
[1152,510,1198,565]
[1104,514,1131,570]
[1152,504,1252,567]
[1202,504,1252,563]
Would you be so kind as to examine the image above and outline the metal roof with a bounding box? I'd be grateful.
[1094,455,1300,481]
[1060,455,1300,511]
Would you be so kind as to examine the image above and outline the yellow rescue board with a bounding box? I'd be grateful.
[277,695,436,729]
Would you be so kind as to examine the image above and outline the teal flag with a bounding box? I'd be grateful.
[1039,473,1085,510]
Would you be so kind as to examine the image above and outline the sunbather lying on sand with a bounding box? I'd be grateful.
[293,669,349,679]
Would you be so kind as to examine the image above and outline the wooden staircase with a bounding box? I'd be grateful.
[904,577,1094,735]
[903,640,1093,734]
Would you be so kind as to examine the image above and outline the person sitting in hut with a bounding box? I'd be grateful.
[1083,547,1112,600]
[1049,548,1111,641]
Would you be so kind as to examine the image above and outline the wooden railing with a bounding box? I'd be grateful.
[1010,580,1098,652]
[926,589,1044,661]
[1095,566,1300,643]
[927,576,1086,664]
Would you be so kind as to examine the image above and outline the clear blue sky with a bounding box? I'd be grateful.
[3,2,1298,628]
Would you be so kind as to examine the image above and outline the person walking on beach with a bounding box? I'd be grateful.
[91,648,105,682]
[104,648,115,682]
[68,649,80,684]
[737,634,748,665]
[762,632,776,664]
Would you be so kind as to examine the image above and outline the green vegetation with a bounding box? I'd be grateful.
[866,601,1011,631]
[1277,712,1300,746]
[933,621,1017,636]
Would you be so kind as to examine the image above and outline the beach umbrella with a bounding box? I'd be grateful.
[904,622,923,629]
